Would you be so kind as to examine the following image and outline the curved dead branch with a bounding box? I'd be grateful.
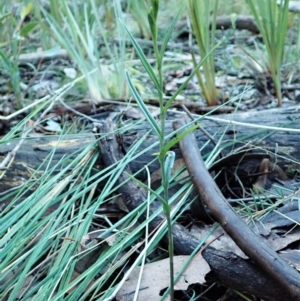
[94,119,297,301]
[173,118,300,300]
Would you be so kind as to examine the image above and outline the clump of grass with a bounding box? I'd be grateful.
[188,0,219,106]
[0,3,38,108]
[129,0,152,39]
[39,0,128,102]
[0,98,160,299]
[246,0,290,107]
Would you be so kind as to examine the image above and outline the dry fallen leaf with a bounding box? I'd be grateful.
[265,230,300,251]
[116,254,210,301]
[280,250,300,271]
[253,158,269,190]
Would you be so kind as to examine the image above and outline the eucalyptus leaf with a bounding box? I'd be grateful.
[20,22,38,37]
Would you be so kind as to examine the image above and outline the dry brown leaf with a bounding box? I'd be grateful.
[266,230,300,251]
[116,254,210,301]
[280,250,300,271]
[253,158,269,190]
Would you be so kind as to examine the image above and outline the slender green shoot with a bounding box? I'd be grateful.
[122,0,220,299]
[123,1,181,298]
[39,0,128,102]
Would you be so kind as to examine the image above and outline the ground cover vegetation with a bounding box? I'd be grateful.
[0,0,300,300]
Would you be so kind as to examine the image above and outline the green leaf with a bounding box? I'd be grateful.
[151,0,159,21]
[159,5,184,58]
[159,124,199,161]
[125,70,162,139]
[20,3,33,19]
[0,12,11,22]
[125,172,167,204]
[20,22,38,37]
[148,11,157,42]
[0,50,11,70]
[164,151,175,186]
[120,19,162,94]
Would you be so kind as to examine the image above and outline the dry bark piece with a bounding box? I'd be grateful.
[18,49,69,65]
[176,15,259,35]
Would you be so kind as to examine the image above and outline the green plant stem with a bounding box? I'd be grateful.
[125,2,190,299]
[152,12,175,298]
[159,158,175,301]
[157,50,175,301]
[165,211,174,300]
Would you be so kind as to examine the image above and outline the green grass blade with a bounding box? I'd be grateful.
[159,5,184,58]
[120,19,162,94]
[159,124,199,161]
[125,70,162,139]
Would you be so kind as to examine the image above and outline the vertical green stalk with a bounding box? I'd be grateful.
[148,1,175,299]
[124,2,210,299]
